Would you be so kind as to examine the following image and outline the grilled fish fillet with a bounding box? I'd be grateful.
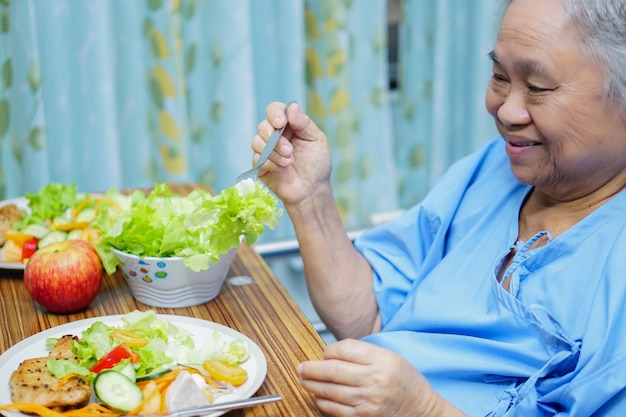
[9,335,91,411]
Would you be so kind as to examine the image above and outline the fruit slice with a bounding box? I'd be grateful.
[1,240,22,262]
[202,360,248,386]
[5,229,35,246]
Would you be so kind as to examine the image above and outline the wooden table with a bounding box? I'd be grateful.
[0,184,326,417]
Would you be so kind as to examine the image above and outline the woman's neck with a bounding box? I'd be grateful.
[518,186,622,241]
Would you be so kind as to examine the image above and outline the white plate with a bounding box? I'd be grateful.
[0,197,29,270]
[0,314,267,417]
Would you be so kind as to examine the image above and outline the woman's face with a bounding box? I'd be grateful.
[485,0,626,201]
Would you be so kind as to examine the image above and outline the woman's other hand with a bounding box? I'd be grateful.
[297,339,467,417]
[252,101,332,208]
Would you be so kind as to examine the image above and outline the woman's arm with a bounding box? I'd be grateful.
[253,102,380,339]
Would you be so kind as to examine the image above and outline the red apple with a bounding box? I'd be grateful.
[24,239,103,314]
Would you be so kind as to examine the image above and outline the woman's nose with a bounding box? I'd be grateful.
[497,93,531,126]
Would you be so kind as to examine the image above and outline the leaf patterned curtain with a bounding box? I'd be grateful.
[0,0,499,244]
[304,0,397,231]
[394,0,499,208]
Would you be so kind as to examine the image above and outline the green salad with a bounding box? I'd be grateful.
[46,309,249,382]
[91,179,282,274]
[9,180,281,274]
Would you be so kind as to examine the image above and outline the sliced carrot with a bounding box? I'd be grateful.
[64,403,121,417]
[79,227,100,244]
[93,198,124,217]
[71,196,96,221]
[127,381,160,416]
[55,373,80,390]
[0,401,121,417]
[72,196,123,222]
[134,369,183,415]
[0,403,65,417]
[136,368,182,389]
[176,365,223,388]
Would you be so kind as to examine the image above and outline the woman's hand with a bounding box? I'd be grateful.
[297,339,467,417]
[252,101,332,207]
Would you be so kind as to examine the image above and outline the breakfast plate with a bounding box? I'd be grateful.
[0,197,29,270]
[0,314,267,417]
[0,192,106,270]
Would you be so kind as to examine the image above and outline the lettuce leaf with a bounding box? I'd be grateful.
[93,180,281,274]
[187,331,249,366]
[46,359,91,379]
[74,321,115,368]
[13,182,136,240]
[47,310,251,380]
[13,183,80,230]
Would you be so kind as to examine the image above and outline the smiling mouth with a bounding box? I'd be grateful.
[505,134,541,147]
[509,140,539,147]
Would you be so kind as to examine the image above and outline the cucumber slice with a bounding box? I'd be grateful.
[93,370,143,412]
[75,207,96,223]
[38,231,68,248]
[114,362,136,382]
[67,229,83,240]
[20,224,50,239]
[136,369,172,382]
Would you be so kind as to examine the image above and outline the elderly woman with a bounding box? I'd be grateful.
[250,0,626,415]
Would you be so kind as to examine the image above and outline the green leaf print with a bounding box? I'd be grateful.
[210,101,224,123]
[184,0,197,20]
[28,127,45,149]
[336,160,353,183]
[211,40,223,67]
[410,144,425,168]
[28,61,41,93]
[149,76,164,109]
[0,99,9,137]
[147,0,163,11]
[12,132,21,163]
[199,167,215,188]
[2,58,11,88]
[185,44,196,74]
[1,8,9,33]
[359,154,373,180]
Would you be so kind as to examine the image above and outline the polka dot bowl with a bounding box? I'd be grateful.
[111,248,238,308]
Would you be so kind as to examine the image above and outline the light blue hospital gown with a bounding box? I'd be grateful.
[354,137,626,416]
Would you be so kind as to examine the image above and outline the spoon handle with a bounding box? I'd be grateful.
[254,101,295,169]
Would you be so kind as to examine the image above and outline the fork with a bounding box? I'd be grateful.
[156,394,282,417]
[136,394,282,417]
[235,102,293,183]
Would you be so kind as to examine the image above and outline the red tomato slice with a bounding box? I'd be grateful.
[21,238,39,262]
[90,343,139,373]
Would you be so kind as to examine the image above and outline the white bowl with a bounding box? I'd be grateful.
[111,248,237,308]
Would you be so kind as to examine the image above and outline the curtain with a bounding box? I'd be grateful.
[0,0,499,244]
[394,0,499,208]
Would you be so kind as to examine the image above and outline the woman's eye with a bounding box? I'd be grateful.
[491,73,507,83]
[528,84,552,93]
